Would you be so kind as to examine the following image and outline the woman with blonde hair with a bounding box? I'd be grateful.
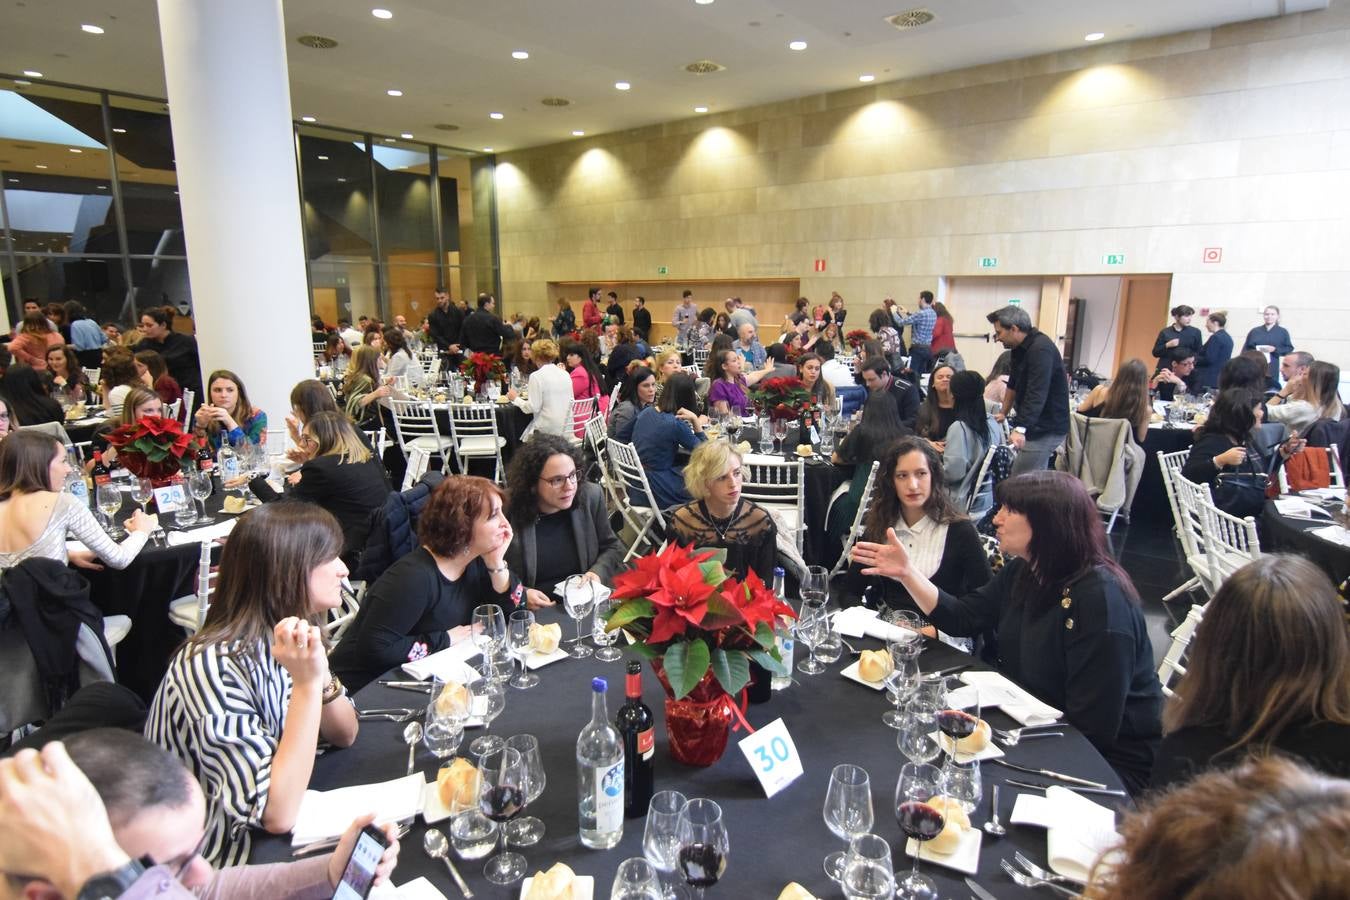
[509,338,574,438]
[668,440,778,582]
[1266,359,1344,435]
[342,344,389,428]
[7,312,62,370]
[1078,358,1152,443]
[653,347,683,384]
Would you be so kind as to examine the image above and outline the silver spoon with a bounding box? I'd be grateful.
[402,721,423,776]
[423,828,475,898]
[983,784,1007,838]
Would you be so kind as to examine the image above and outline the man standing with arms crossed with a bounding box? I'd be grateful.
[987,305,1069,476]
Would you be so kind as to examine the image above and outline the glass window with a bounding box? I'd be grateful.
[385,262,441,329]
[108,96,185,256]
[127,256,191,316]
[299,127,375,261]
[11,254,130,325]
[374,138,434,258]
[308,257,379,328]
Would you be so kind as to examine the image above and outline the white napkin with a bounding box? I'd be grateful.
[1299,487,1345,501]
[1310,524,1350,548]
[960,671,1062,725]
[369,878,449,900]
[1273,497,1331,519]
[554,577,612,605]
[165,519,237,546]
[1009,786,1121,882]
[291,773,425,846]
[832,606,877,638]
[400,641,482,681]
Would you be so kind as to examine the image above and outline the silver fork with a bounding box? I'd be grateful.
[995,729,1064,747]
[999,859,1078,897]
[1013,852,1087,889]
[994,722,1062,744]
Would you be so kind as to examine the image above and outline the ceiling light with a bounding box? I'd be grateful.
[97,185,107,189]
[615,81,631,91]
[511,50,529,60]
[387,89,403,97]
[68,148,82,154]
[35,164,48,169]
[6,178,17,184]
[23,70,42,78]
[14,80,30,86]
[696,0,715,4]
[337,177,347,182]
[371,8,393,19]
[572,130,585,136]
[858,74,875,83]
[694,106,708,113]
[112,127,126,134]
[489,111,504,119]
[384,137,395,143]
[1085,32,1105,41]
[317,155,329,160]
[81,24,105,34]
[400,132,414,139]
[482,147,494,152]
[788,40,807,50]
[301,115,316,123]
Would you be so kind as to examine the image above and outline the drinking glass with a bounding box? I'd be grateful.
[894,762,945,900]
[724,415,742,445]
[884,610,924,656]
[562,575,596,659]
[96,483,124,539]
[189,469,214,523]
[502,734,546,846]
[882,645,921,728]
[424,677,469,760]
[675,798,728,899]
[800,566,829,606]
[841,833,896,900]
[643,790,689,900]
[771,417,789,453]
[937,682,982,812]
[757,417,773,454]
[487,381,502,401]
[507,609,539,690]
[478,746,529,885]
[471,605,507,681]
[896,699,942,764]
[611,858,664,900]
[592,594,623,662]
[822,764,874,881]
[795,597,828,675]
[468,664,507,758]
[131,477,154,517]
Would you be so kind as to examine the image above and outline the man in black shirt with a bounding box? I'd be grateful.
[1150,348,1198,401]
[604,291,625,326]
[134,306,202,405]
[631,296,652,341]
[859,355,920,430]
[426,288,463,361]
[460,293,516,355]
[988,304,1069,475]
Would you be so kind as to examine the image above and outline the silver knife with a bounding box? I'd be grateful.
[965,877,1000,900]
[1003,777,1128,799]
[991,758,1109,789]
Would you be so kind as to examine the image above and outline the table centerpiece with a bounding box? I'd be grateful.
[460,352,506,397]
[104,415,205,486]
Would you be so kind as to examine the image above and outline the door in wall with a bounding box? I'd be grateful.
[1114,275,1173,370]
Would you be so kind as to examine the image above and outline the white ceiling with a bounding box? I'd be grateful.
[0,0,1329,154]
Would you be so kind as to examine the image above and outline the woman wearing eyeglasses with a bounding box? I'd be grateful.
[502,433,623,609]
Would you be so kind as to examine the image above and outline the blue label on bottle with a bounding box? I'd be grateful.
[601,762,624,798]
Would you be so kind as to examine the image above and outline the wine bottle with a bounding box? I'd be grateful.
[771,567,795,691]
[91,452,111,487]
[616,661,655,818]
[577,677,624,848]
[195,443,214,475]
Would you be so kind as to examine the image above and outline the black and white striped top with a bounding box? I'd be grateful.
[144,638,291,867]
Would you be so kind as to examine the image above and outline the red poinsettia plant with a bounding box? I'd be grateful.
[460,352,506,393]
[750,375,815,422]
[602,543,796,699]
[104,415,204,482]
[845,328,872,351]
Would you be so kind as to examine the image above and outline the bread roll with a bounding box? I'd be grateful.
[223,495,248,514]
[953,719,991,755]
[529,622,562,655]
[524,862,576,900]
[926,795,970,856]
[928,795,971,829]
[735,441,752,454]
[796,443,814,457]
[436,757,480,812]
[434,681,471,718]
[857,649,894,683]
[777,884,818,900]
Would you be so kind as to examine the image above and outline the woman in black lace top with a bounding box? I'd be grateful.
[668,441,778,582]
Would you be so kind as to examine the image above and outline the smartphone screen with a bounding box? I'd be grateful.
[331,824,389,900]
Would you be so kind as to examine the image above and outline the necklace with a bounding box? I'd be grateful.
[701,500,741,543]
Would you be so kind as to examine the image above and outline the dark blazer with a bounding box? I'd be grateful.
[250,453,391,565]
[1151,324,1203,360]
[845,519,991,616]
[1194,330,1233,389]
[504,482,624,588]
[1151,720,1350,793]
[461,309,516,354]
[1008,328,1070,440]
[632,306,652,339]
[1241,324,1294,381]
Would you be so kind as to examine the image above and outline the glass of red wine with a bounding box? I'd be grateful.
[478,745,529,885]
[676,798,729,898]
[936,681,982,812]
[894,762,945,900]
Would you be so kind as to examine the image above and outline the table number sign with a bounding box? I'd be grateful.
[737,717,804,798]
[152,483,189,514]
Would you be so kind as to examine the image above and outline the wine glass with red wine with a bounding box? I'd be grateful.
[676,798,729,898]
[894,762,945,900]
[478,745,529,885]
[936,680,982,812]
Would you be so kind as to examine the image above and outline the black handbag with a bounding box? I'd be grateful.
[1213,442,1269,519]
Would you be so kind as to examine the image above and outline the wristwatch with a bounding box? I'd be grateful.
[78,857,149,900]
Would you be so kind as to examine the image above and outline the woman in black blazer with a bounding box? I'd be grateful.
[854,469,1163,794]
[249,411,390,567]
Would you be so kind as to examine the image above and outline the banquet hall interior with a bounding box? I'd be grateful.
[0,0,1348,898]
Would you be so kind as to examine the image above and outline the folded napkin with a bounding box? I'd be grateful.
[555,577,612,605]
[1300,486,1346,501]
[1310,524,1350,548]
[401,641,482,681]
[369,878,449,900]
[165,519,238,547]
[1009,786,1121,882]
[832,606,877,638]
[292,774,425,846]
[960,671,1062,725]
[1273,497,1332,520]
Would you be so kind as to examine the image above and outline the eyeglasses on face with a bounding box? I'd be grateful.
[539,470,579,489]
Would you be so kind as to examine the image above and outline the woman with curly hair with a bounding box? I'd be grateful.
[330,475,534,692]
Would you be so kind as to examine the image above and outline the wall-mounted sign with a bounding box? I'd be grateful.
[1202,247,1223,264]
[978,257,998,269]
[657,266,669,275]
[1103,253,1125,266]
[813,259,826,272]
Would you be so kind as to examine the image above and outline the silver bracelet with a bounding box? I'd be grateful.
[485,563,510,574]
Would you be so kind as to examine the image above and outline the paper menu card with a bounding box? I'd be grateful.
[1310,524,1350,548]
[960,671,1062,725]
[1009,786,1121,882]
[291,773,425,846]
[401,641,481,681]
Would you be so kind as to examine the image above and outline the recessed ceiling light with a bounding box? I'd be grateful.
[384,137,395,143]
[615,81,631,91]
[112,127,126,134]
[337,177,347,182]
[1085,32,1105,41]
[81,24,105,34]
[301,115,316,123]
[23,70,42,78]
[694,106,708,113]
[14,79,30,86]
[572,130,585,136]
[317,155,329,160]
[489,112,504,119]
[35,164,48,169]
[400,132,414,139]
[858,74,875,83]
[68,148,82,154]
[482,147,494,152]
[6,178,17,184]
[371,8,393,19]
[788,40,807,51]
[387,89,403,97]
[97,185,107,189]
[511,50,529,60]
[695,0,715,4]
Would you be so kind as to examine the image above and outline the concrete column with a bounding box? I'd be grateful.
[157,0,311,438]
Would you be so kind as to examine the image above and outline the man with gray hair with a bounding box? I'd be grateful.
[987,305,1069,475]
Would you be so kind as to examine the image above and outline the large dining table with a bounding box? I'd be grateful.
[250,608,1130,899]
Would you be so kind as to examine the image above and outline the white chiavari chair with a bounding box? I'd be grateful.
[445,402,507,483]
[740,456,806,553]
[608,440,667,561]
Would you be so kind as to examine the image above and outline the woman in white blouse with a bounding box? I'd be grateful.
[145,502,359,866]
[382,326,426,389]
[0,431,156,571]
[509,339,574,438]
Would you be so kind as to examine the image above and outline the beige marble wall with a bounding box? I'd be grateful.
[496,4,1350,367]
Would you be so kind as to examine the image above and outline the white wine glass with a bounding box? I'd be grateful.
[771,417,788,453]
[822,764,873,881]
[130,476,153,516]
[507,609,539,690]
[96,483,124,539]
[795,598,828,675]
[643,790,689,900]
[503,734,546,847]
[592,594,623,662]
[468,663,507,758]
[562,575,596,659]
[189,468,214,523]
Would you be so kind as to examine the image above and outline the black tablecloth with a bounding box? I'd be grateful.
[64,416,109,446]
[1134,426,1195,524]
[431,403,533,474]
[250,611,1128,898]
[1261,500,1350,584]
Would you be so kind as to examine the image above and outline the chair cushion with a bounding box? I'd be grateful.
[456,435,507,454]
[102,614,132,646]
[409,435,455,452]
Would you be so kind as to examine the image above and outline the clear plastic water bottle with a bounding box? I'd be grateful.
[577,677,625,849]
[217,438,240,483]
[64,450,90,506]
[771,567,796,691]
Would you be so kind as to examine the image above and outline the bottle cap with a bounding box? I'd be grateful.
[626,660,641,675]
[592,677,607,693]
[773,567,785,576]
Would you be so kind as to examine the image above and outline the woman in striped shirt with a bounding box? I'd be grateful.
[145,503,359,866]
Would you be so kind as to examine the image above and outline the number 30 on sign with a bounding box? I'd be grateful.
[737,718,804,798]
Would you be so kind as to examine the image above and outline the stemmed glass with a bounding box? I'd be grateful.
[724,414,742,446]
[895,762,945,900]
[675,798,728,899]
[507,609,539,690]
[771,417,788,453]
[96,483,124,539]
[468,663,507,758]
[897,679,944,764]
[840,833,896,900]
[643,790,688,900]
[503,734,546,847]
[562,575,596,659]
[130,476,154,517]
[471,604,507,681]
[795,597,829,675]
[611,858,665,900]
[937,682,982,812]
[592,594,623,662]
[882,642,922,728]
[821,764,874,881]
[424,676,471,760]
[477,745,529,885]
[189,468,213,524]
[800,566,828,606]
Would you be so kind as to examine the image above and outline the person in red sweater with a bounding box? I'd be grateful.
[931,302,956,354]
[582,287,603,330]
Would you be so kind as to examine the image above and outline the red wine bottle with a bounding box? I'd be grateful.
[616,660,655,818]
[195,443,214,475]
[91,452,111,486]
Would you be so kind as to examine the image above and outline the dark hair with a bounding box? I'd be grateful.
[476,293,493,309]
[915,364,956,439]
[0,365,58,427]
[203,370,256,439]
[1171,305,1195,318]
[864,436,964,540]
[698,307,715,324]
[713,349,741,382]
[383,325,411,359]
[289,379,339,423]
[133,349,168,382]
[0,430,64,498]
[703,334,734,379]
[63,729,193,829]
[505,433,584,525]
[100,347,140,391]
[816,340,836,361]
[934,301,953,322]
[588,287,601,300]
[919,290,934,304]
[1197,387,1259,444]
[860,355,891,379]
[986,306,1032,332]
[140,306,173,329]
[987,350,1013,383]
[618,365,656,406]
[19,311,49,336]
[1207,310,1227,327]
[658,372,698,414]
[63,300,89,322]
[996,471,1137,599]
[607,291,618,301]
[765,342,788,364]
[46,344,83,382]
[1168,346,1197,366]
[560,339,604,396]
[1100,359,1152,440]
[1218,355,1267,392]
[868,309,890,333]
[949,370,989,438]
[419,475,504,557]
[682,289,694,299]
[839,390,907,466]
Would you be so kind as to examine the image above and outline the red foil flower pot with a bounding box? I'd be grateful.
[653,664,733,767]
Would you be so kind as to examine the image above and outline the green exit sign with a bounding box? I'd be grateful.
[1103,253,1126,266]
[656,265,669,275]
[1008,298,1022,306]
[978,257,999,269]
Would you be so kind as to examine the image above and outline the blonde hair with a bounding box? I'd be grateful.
[682,440,742,501]
[302,411,371,464]
[530,338,559,364]
[654,348,682,380]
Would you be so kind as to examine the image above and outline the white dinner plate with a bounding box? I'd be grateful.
[904,826,982,875]
[839,659,886,691]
